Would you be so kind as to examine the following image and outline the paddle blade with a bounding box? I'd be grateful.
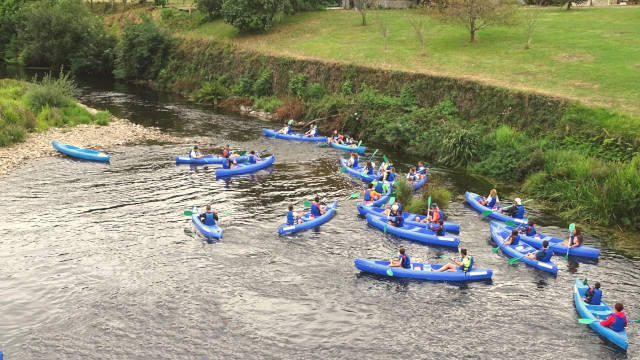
[221,210,233,215]
[383,154,388,163]
[508,257,521,265]
[340,168,346,173]
[240,151,246,156]
[357,140,362,147]
[427,196,431,209]
[320,143,328,147]
[383,225,387,234]
[578,318,596,325]
[481,211,493,217]
[371,149,379,157]
[565,252,570,261]
[350,193,360,199]
[492,247,500,253]
[386,268,393,276]
[303,201,311,207]
[505,220,517,227]
[184,211,193,216]
[583,278,588,285]
[569,223,576,233]
[439,255,449,259]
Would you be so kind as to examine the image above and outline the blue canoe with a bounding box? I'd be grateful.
[329,141,366,154]
[358,205,461,234]
[366,214,460,248]
[500,223,600,259]
[340,159,427,192]
[278,202,338,235]
[52,141,110,163]
[490,221,557,274]
[263,128,327,142]
[573,278,628,350]
[175,154,248,165]
[191,207,223,240]
[466,191,527,226]
[215,155,275,177]
[354,258,493,282]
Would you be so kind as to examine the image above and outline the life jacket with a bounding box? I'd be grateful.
[332,133,340,140]
[248,154,256,164]
[310,203,321,217]
[611,312,627,332]
[514,205,525,219]
[538,248,552,262]
[287,211,295,225]
[367,167,374,175]
[589,288,602,305]
[222,148,230,157]
[487,196,497,208]
[430,223,444,236]
[509,235,519,246]
[222,160,230,169]
[374,181,384,194]
[391,215,404,227]
[400,254,410,269]
[462,256,473,272]
[352,157,358,168]
[417,166,426,174]
[204,212,215,226]
[570,234,583,247]
[387,172,395,182]
[364,189,373,202]
[525,225,536,237]
[286,125,292,134]
[431,210,441,223]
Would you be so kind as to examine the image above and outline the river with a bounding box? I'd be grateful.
[0,77,638,359]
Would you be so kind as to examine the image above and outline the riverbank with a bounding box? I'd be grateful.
[0,105,179,177]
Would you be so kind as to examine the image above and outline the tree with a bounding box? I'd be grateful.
[354,0,373,26]
[376,11,390,51]
[405,7,429,55]
[522,6,538,49]
[196,0,222,19]
[221,0,286,33]
[0,0,24,60]
[434,0,517,42]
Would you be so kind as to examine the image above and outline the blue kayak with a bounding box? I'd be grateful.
[340,158,378,182]
[490,221,557,274]
[357,205,460,234]
[500,223,600,259]
[278,202,338,235]
[354,258,493,282]
[466,191,527,226]
[215,155,275,177]
[263,128,327,142]
[329,141,366,154]
[175,154,248,165]
[573,278,628,350]
[52,141,110,163]
[366,214,460,248]
[191,207,223,240]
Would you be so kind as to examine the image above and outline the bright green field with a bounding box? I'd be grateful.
[183,7,640,115]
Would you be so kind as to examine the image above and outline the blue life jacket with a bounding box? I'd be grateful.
[310,203,322,217]
[514,205,525,219]
[204,212,215,226]
[367,167,374,175]
[387,172,395,182]
[588,288,602,305]
[611,313,627,332]
[535,248,552,262]
[352,157,358,168]
[332,133,340,140]
[364,189,373,202]
[525,225,536,237]
[286,125,292,135]
[391,215,404,227]
[248,155,256,164]
[287,211,295,225]
[487,196,497,208]
[399,254,410,269]
[374,181,384,193]
[509,235,519,246]
[222,160,230,169]
[417,166,426,174]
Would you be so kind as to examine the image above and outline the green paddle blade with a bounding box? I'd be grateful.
[439,255,449,259]
[505,220,517,227]
[387,197,395,206]
[508,257,521,265]
[357,140,362,147]
[569,223,576,233]
[303,201,311,207]
[583,278,588,285]
[383,154,388,163]
[288,119,294,125]
[340,168,346,173]
[481,210,493,217]
[320,142,328,147]
[565,250,570,261]
[386,268,394,276]
[427,196,431,209]
[350,192,360,199]
[184,210,193,216]
[240,151,247,156]
[492,246,500,253]
[383,224,387,234]
[221,210,233,215]
[578,318,596,325]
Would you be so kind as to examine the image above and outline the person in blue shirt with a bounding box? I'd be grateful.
[525,240,551,261]
[503,229,519,246]
[277,121,292,135]
[389,248,410,269]
[199,205,218,226]
[247,150,261,164]
[189,145,203,159]
[310,196,326,217]
[222,155,238,169]
[385,167,396,185]
[372,176,387,194]
[429,219,445,236]
[363,162,375,176]
[347,153,359,168]
[582,282,602,305]
[286,204,303,225]
[406,168,417,185]
[304,124,318,137]
[502,198,524,219]
[328,129,344,144]
[520,219,536,237]
[416,161,428,178]
[387,208,404,227]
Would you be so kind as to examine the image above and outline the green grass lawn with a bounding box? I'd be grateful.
[182,7,640,115]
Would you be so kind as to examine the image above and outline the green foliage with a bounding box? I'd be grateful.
[423,184,452,211]
[439,127,480,167]
[252,68,272,97]
[95,111,111,126]
[394,177,414,211]
[288,71,308,98]
[193,81,228,105]
[400,84,417,108]
[114,15,173,80]
[231,71,255,96]
[0,0,24,60]
[196,0,223,19]
[340,79,353,95]
[306,82,325,99]
[24,71,77,111]
[221,0,286,33]
[253,96,282,112]
[357,85,401,110]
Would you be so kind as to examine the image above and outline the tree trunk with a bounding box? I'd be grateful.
[566,2,572,10]
[470,30,475,42]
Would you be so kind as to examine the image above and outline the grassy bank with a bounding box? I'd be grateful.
[0,76,111,147]
[181,7,640,116]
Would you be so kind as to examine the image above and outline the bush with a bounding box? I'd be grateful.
[231,71,255,96]
[273,98,305,120]
[439,127,481,167]
[221,0,286,33]
[252,68,272,97]
[393,177,414,211]
[95,111,111,126]
[340,80,353,95]
[0,125,25,146]
[193,81,228,105]
[113,15,173,80]
[24,72,77,111]
[196,0,223,19]
[253,96,283,112]
[356,85,401,110]
[306,82,325,99]
[288,71,308,98]
[400,84,417,108]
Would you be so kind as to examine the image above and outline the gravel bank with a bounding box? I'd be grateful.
[0,105,180,177]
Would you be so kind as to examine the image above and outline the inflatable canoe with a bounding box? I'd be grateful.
[329,141,366,154]
[52,141,110,163]
[366,214,460,248]
[466,191,527,226]
[357,205,460,234]
[191,207,223,240]
[215,155,275,177]
[340,158,378,182]
[263,128,327,142]
[354,258,493,282]
[278,202,338,235]
[573,278,628,350]
[490,221,557,274]
[175,154,248,165]
[500,223,600,259]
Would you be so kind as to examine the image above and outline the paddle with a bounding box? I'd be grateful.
[366,149,379,164]
[481,199,533,217]
[349,192,360,199]
[566,223,576,260]
[184,210,232,216]
[357,140,362,147]
[383,154,388,164]
[578,318,640,325]
[508,254,527,265]
[492,234,508,253]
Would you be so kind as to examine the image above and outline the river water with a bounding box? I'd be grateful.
[0,78,638,359]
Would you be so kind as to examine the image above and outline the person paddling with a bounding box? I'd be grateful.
[328,129,344,144]
[502,197,525,219]
[520,219,536,237]
[416,161,428,178]
[287,204,303,225]
[372,176,387,194]
[434,248,473,272]
[364,162,375,176]
[362,183,381,205]
[247,150,261,164]
[304,124,318,137]
[277,121,292,135]
[387,208,404,227]
[479,188,500,208]
[199,205,218,226]
[347,152,359,168]
[582,282,602,305]
[310,196,326,217]
[222,155,237,169]
[524,240,552,262]
[389,248,410,269]
[560,226,583,248]
[503,229,520,246]
[599,303,628,332]
[189,145,204,159]
[406,168,417,185]
[429,219,445,236]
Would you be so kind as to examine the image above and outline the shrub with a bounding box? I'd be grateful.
[273,98,305,120]
[253,96,283,112]
[422,183,451,210]
[0,125,25,147]
[439,127,480,167]
[288,71,308,98]
[393,177,414,211]
[252,68,272,97]
[357,85,401,110]
[400,84,417,108]
[113,16,173,80]
[193,81,228,105]
[196,0,223,19]
[340,80,353,95]
[95,111,111,126]
[231,71,255,96]
[306,82,325,99]
[25,72,77,111]
[221,0,286,33]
